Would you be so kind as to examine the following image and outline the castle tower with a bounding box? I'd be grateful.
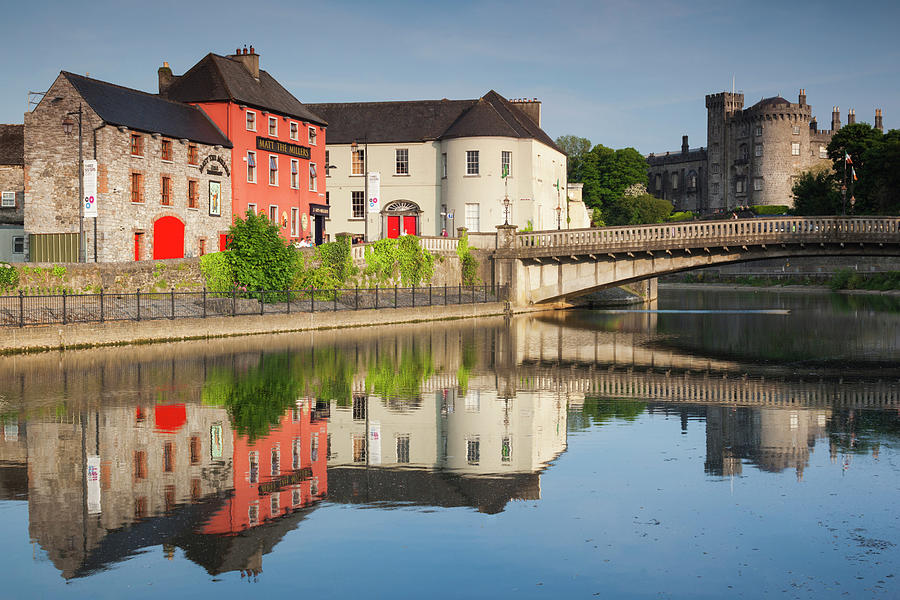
[875,109,884,132]
[832,107,841,131]
[705,91,744,211]
[847,108,856,125]
[798,89,806,106]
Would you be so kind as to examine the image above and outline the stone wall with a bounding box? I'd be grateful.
[13,258,205,293]
[0,164,24,226]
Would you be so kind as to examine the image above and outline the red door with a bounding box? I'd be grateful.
[153,216,185,259]
[402,216,417,236]
[219,233,228,251]
[387,216,400,239]
[134,233,142,261]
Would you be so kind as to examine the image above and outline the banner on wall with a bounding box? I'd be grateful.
[369,421,382,465]
[83,160,98,218]
[86,455,101,514]
[367,172,380,213]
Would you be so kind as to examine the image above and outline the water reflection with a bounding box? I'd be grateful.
[0,289,898,589]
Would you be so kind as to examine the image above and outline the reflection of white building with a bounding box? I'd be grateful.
[309,92,587,239]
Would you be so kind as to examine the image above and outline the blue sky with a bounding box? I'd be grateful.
[4,0,898,154]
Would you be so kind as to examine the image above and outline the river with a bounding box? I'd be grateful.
[0,287,897,598]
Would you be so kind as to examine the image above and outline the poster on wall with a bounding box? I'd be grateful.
[369,421,382,465]
[210,424,223,459]
[367,172,380,213]
[208,181,221,216]
[83,160,98,217]
[86,455,101,514]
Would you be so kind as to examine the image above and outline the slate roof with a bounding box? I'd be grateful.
[62,72,232,147]
[0,124,24,165]
[307,90,560,152]
[751,96,791,110]
[163,54,327,126]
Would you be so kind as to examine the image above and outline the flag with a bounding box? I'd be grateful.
[852,167,858,181]
[845,152,853,165]
[501,164,508,179]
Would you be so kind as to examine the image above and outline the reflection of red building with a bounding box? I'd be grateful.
[203,401,327,535]
[161,48,329,246]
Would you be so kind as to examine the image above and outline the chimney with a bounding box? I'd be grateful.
[847,108,856,125]
[158,61,175,96]
[810,117,818,133]
[798,88,806,106]
[509,98,541,127]
[875,108,884,132]
[832,106,841,131]
[228,45,260,79]
[681,135,689,154]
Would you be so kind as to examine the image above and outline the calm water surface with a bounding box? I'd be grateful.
[0,287,898,599]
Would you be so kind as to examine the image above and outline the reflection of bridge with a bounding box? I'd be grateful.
[490,217,900,304]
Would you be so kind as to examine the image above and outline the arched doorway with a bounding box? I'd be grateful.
[153,216,185,259]
[382,201,421,238]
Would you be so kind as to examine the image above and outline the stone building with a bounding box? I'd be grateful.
[0,124,25,262]
[24,72,233,262]
[648,89,885,213]
[308,91,586,239]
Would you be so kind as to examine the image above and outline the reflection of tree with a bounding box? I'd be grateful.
[569,397,646,432]
[365,346,433,407]
[828,293,900,314]
[827,409,900,456]
[456,340,477,396]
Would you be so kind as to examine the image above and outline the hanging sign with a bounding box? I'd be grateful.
[367,172,380,213]
[87,455,101,514]
[83,160,98,218]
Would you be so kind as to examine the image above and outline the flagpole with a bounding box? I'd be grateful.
[841,148,847,216]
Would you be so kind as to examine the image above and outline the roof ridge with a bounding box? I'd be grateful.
[309,98,474,108]
[483,91,532,137]
[207,55,235,101]
[62,71,207,111]
[479,94,522,137]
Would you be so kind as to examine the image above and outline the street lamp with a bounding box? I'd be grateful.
[350,138,368,242]
[62,104,84,263]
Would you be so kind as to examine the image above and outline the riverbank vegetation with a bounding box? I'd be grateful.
[675,270,900,291]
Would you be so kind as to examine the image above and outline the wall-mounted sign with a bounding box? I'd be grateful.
[86,455,101,514]
[309,203,329,217]
[199,154,230,176]
[210,424,223,459]
[301,212,309,231]
[209,181,221,216]
[256,136,310,160]
[367,172,380,213]
[83,160,98,218]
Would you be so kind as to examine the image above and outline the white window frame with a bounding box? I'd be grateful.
[308,126,317,146]
[1,191,14,208]
[12,236,24,255]
[351,148,364,176]
[269,155,278,186]
[290,159,299,189]
[247,202,257,216]
[754,125,763,137]
[289,121,299,141]
[246,110,257,132]
[466,150,479,176]
[792,126,801,135]
[501,151,512,177]
[754,177,763,191]
[309,163,317,192]
[395,148,409,175]
[736,179,746,194]
[247,151,257,183]
[791,142,801,156]
[819,146,828,159]
[268,116,278,137]
[465,202,480,231]
[671,173,678,190]
[269,204,278,223]
[351,191,364,219]
[291,207,299,236]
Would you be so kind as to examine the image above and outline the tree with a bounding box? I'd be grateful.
[604,193,672,226]
[792,166,841,215]
[827,123,882,213]
[555,135,592,180]
[226,209,298,292]
[579,144,648,214]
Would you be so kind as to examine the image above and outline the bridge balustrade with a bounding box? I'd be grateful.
[514,217,900,254]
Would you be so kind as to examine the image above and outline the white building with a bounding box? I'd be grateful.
[309,91,587,239]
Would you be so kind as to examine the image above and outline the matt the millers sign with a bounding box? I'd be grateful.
[256,136,311,160]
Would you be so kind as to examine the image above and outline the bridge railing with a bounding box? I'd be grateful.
[515,217,900,253]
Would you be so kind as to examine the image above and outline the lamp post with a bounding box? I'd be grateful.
[553,178,563,230]
[351,138,368,242]
[62,104,84,262]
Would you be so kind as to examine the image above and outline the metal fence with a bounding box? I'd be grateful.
[0,284,508,328]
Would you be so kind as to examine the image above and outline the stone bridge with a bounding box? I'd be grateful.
[491,216,900,306]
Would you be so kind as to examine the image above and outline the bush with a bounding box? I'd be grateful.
[667,211,694,222]
[751,204,791,215]
[226,210,298,293]
[0,263,18,292]
[829,269,853,290]
[363,236,434,286]
[456,232,479,285]
[199,251,233,294]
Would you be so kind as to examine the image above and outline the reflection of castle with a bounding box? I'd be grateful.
[326,382,567,513]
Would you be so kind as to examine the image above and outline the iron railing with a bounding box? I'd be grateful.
[0,284,507,328]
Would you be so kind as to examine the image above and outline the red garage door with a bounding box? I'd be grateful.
[153,216,185,259]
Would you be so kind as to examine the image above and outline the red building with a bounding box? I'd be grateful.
[161,48,329,245]
[202,402,328,535]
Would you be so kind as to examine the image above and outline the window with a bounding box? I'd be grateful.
[249,451,259,483]
[290,122,298,141]
[501,436,512,462]
[269,155,278,185]
[755,144,763,157]
[308,126,317,146]
[247,151,257,183]
[12,237,24,255]
[190,436,201,465]
[133,451,147,480]
[290,159,299,188]
[188,143,198,165]
[161,139,172,161]
[736,178,746,194]
[712,182,720,195]
[1,191,14,208]
[755,125,763,137]
[712,163,720,175]
[134,497,147,520]
[791,142,800,156]
[671,173,678,190]
[754,177,763,191]
[441,153,447,178]
[353,394,367,420]
[130,134,143,156]
[271,448,280,476]
[248,501,259,525]
[351,148,365,175]
[395,148,409,175]
[325,150,331,176]
[131,172,143,203]
[793,126,800,135]
[351,191,364,219]
[309,163,317,191]
[465,203,480,232]
[160,176,171,205]
[739,144,748,160]
[501,151,512,177]
[819,145,828,159]
[292,486,302,507]
[465,390,480,413]
[689,172,698,189]
[188,179,198,209]
[396,435,410,463]
[352,434,367,463]
[268,116,277,137]
[466,150,479,175]
[466,436,480,465]
[291,207,299,236]
[311,436,319,462]
[163,442,174,472]
[247,202,257,216]
[246,111,257,131]
[269,205,278,223]
[292,437,302,470]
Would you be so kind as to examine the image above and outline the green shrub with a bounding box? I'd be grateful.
[751,204,790,215]
[456,232,479,285]
[829,269,853,290]
[0,263,18,292]
[226,210,298,294]
[363,236,434,286]
[200,251,233,294]
[667,211,694,222]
